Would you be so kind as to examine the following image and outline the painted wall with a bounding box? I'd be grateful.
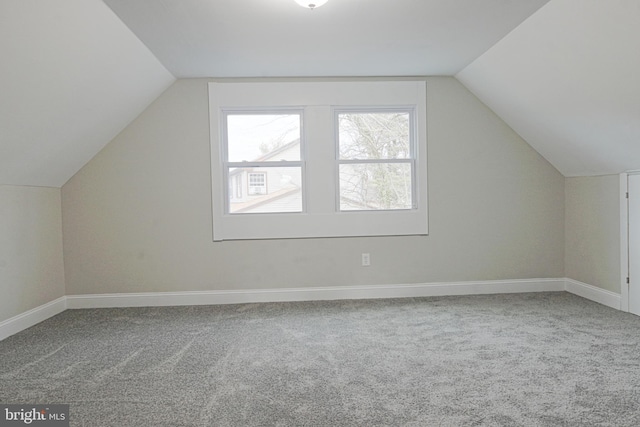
[565,175,621,293]
[0,185,65,322]
[62,77,565,295]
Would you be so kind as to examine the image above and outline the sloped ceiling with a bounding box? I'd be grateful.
[3,0,636,184]
[457,0,640,177]
[0,0,175,187]
[102,0,550,78]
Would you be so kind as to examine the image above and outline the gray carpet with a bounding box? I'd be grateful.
[1,292,640,426]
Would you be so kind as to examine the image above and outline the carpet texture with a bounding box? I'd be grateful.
[1,292,640,426]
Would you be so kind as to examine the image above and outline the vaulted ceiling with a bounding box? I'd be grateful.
[1,0,638,187]
[101,0,550,78]
[0,0,174,187]
[458,0,640,177]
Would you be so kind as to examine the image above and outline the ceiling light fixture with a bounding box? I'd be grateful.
[295,0,328,9]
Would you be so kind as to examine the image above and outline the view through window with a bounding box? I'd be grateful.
[224,112,303,214]
[337,110,414,211]
[209,80,428,240]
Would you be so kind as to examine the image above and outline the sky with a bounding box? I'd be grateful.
[226,113,301,162]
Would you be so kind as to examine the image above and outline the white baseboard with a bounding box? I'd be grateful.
[2,278,622,342]
[564,278,621,310]
[0,297,67,341]
[66,278,566,309]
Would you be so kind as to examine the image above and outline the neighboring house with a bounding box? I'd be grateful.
[229,139,302,214]
[228,137,399,213]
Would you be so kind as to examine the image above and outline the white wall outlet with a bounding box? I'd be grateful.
[361,253,371,266]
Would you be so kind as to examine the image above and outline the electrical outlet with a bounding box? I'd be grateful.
[362,253,371,266]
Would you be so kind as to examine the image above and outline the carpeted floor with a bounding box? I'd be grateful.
[1,292,640,426]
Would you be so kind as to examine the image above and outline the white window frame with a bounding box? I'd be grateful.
[221,108,305,215]
[209,80,428,241]
[334,106,417,212]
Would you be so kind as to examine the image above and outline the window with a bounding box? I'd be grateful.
[209,80,427,240]
[336,109,415,211]
[223,112,303,214]
[248,173,266,195]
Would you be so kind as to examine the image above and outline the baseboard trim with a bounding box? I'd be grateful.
[0,296,67,341]
[564,278,621,310]
[2,278,622,342]
[66,278,566,309]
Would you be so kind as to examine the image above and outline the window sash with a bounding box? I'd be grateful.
[225,165,304,214]
[223,110,303,163]
[221,108,305,215]
[335,107,417,212]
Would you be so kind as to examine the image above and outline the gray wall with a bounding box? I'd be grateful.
[0,185,65,322]
[565,175,621,293]
[62,77,565,295]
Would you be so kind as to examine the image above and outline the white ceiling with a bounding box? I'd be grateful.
[458,0,640,177]
[0,0,174,187]
[102,0,550,78]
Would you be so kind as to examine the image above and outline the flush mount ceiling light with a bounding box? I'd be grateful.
[295,0,328,9]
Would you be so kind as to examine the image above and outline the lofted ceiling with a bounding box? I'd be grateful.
[458,0,640,177]
[0,0,174,187]
[1,0,637,187]
[101,0,550,78]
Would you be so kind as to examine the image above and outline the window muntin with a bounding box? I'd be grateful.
[223,110,303,215]
[337,109,415,211]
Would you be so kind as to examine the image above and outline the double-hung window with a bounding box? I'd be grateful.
[209,80,427,241]
[223,111,303,214]
[336,108,415,211]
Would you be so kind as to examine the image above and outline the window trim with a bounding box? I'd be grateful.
[209,80,428,241]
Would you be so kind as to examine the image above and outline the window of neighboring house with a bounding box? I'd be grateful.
[248,172,267,195]
[209,80,427,241]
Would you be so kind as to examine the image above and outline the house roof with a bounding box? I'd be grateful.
[1,0,638,186]
[229,139,300,177]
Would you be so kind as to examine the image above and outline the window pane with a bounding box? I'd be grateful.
[227,114,301,162]
[228,166,302,214]
[338,112,410,160]
[339,163,412,211]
